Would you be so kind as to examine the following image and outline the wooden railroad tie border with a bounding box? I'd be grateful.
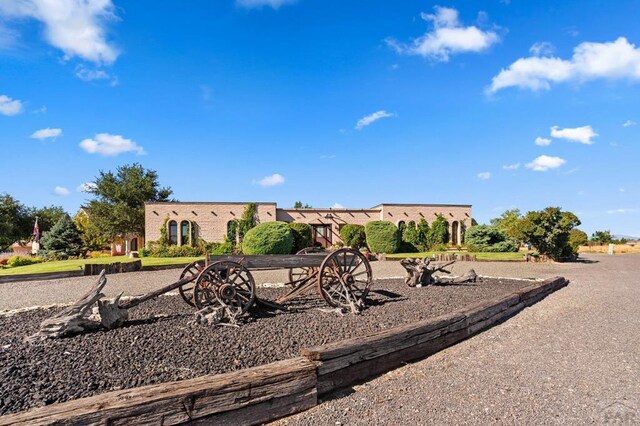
[301,276,568,397]
[0,358,317,426]
[0,276,567,425]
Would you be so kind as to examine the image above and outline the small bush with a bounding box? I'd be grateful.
[138,247,150,257]
[211,237,234,255]
[6,255,43,267]
[242,222,294,255]
[365,221,400,254]
[288,223,313,253]
[146,241,205,257]
[340,224,367,249]
[89,251,110,258]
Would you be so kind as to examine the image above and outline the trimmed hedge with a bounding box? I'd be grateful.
[242,222,294,255]
[289,223,313,253]
[340,224,366,249]
[365,221,401,254]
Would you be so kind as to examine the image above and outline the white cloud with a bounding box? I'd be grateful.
[502,163,520,170]
[320,154,336,159]
[623,120,636,127]
[526,155,566,172]
[477,172,491,180]
[53,186,70,196]
[535,136,552,146]
[0,0,119,64]
[606,208,638,214]
[256,173,285,187]
[79,133,145,156]
[236,0,296,9]
[387,6,500,62]
[529,41,555,57]
[355,110,395,130]
[75,65,118,85]
[489,37,640,93]
[550,125,597,145]
[0,94,23,116]
[619,188,626,193]
[77,182,97,193]
[332,203,345,209]
[31,127,62,140]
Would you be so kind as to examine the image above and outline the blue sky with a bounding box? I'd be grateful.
[1,0,639,236]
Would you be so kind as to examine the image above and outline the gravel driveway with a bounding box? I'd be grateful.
[274,253,640,425]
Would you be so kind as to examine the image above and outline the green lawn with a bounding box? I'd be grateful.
[385,251,527,261]
[0,256,203,276]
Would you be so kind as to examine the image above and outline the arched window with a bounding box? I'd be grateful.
[130,238,138,252]
[398,221,406,235]
[180,220,190,246]
[451,221,459,245]
[168,220,178,245]
[227,220,238,242]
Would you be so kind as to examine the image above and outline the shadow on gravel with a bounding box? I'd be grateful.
[371,289,403,299]
[571,258,599,264]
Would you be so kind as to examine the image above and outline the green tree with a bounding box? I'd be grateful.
[417,218,430,250]
[428,214,450,247]
[40,214,83,257]
[237,202,258,243]
[591,230,612,245]
[86,163,172,240]
[520,207,581,260]
[293,201,312,208]
[74,210,110,251]
[490,209,524,242]
[340,224,367,249]
[569,228,588,252]
[0,194,32,250]
[401,221,421,252]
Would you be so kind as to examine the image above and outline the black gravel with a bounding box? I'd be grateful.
[0,277,532,416]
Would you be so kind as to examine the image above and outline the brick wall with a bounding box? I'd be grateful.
[145,202,277,244]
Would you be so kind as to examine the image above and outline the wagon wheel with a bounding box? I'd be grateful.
[317,248,372,309]
[287,247,325,286]
[178,261,205,307]
[193,260,256,317]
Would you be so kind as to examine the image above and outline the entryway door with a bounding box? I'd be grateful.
[312,225,332,248]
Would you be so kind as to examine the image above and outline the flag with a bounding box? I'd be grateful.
[33,217,40,244]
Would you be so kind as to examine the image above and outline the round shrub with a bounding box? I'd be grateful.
[365,221,401,254]
[288,222,313,253]
[340,224,367,249]
[242,222,294,255]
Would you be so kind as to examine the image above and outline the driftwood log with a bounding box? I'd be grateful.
[437,268,481,284]
[29,269,200,340]
[399,258,480,287]
[399,258,455,287]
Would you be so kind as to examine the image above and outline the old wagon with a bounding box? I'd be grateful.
[178,247,373,317]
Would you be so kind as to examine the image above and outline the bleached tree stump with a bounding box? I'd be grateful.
[399,258,456,287]
[28,271,109,340]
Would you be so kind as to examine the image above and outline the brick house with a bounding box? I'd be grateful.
[145,202,472,248]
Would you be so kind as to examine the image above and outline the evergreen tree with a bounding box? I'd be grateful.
[41,214,83,257]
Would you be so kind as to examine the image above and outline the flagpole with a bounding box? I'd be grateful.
[32,216,40,255]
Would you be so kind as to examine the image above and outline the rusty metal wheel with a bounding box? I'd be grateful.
[193,261,256,316]
[317,248,372,309]
[287,247,324,286]
[178,261,205,307]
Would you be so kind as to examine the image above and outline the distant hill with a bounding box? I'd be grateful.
[613,234,639,241]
